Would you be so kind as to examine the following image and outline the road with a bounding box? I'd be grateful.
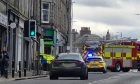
[1,70,140,84]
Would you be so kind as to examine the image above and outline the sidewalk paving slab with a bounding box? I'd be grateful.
[0,71,49,82]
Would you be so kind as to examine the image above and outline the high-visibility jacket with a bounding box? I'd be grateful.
[41,54,54,64]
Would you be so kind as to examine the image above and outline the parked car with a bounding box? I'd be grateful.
[50,53,88,80]
[86,56,107,73]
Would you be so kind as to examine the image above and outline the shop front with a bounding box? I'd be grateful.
[44,28,57,56]
[0,1,8,51]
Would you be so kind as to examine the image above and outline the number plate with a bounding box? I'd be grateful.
[62,63,76,67]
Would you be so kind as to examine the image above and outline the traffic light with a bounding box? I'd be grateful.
[29,20,36,37]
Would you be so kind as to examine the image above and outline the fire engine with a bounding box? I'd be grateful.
[103,41,140,72]
[81,44,101,61]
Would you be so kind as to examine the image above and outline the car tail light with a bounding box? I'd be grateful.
[52,60,61,66]
[75,61,83,66]
[52,60,56,64]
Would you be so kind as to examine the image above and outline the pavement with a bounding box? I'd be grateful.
[2,71,139,84]
[0,70,49,82]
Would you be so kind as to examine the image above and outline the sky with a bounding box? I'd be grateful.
[72,0,140,39]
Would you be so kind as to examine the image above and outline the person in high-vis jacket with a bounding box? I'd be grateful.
[40,54,54,71]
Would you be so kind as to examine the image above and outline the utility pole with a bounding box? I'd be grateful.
[9,22,16,78]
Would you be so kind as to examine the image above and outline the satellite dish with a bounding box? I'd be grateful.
[10,23,16,29]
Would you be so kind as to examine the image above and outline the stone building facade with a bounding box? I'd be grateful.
[41,0,71,55]
[0,0,41,73]
[0,0,72,74]
[80,27,91,36]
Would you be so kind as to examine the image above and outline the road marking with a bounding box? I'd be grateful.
[130,69,138,72]
[88,82,92,84]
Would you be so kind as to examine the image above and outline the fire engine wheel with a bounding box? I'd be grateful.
[138,68,140,71]
[122,68,130,72]
[115,62,121,72]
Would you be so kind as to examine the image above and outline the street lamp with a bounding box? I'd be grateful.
[69,1,75,52]
[7,23,16,49]
[8,22,16,78]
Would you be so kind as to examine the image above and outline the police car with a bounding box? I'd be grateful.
[85,53,107,73]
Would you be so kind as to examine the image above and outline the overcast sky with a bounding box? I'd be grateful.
[73,0,140,39]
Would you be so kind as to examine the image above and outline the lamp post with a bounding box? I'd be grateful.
[70,1,76,52]
[8,22,16,78]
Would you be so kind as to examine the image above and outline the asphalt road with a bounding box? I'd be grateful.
[1,70,140,84]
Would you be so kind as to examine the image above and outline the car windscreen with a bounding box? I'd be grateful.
[57,54,83,61]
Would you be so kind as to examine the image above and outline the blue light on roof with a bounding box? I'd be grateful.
[87,52,94,59]
[87,53,93,57]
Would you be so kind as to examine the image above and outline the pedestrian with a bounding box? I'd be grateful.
[1,50,9,78]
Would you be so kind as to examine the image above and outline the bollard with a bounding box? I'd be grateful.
[36,60,39,75]
[19,61,21,78]
[24,61,26,77]
[5,67,8,78]
[12,61,15,78]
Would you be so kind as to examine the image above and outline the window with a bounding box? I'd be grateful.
[57,54,83,61]
[123,48,131,53]
[0,2,6,15]
[105,48,112,52]
[41,3,50,23]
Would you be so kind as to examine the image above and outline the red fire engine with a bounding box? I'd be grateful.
[103,41,140,72]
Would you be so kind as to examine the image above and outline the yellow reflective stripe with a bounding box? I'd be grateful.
[115,53,121,57]
[126,53,131,57]
[82,51,87,58]
[137,54,140,58]
[123,57,126,60]
[104,52,110,57]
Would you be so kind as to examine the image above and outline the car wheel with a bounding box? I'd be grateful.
[80,76,87,80]
[50,73,58,80]
[80,72,88,80]
[85,72,88,80]
[103,69,107,74]
[138,68,140,71]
